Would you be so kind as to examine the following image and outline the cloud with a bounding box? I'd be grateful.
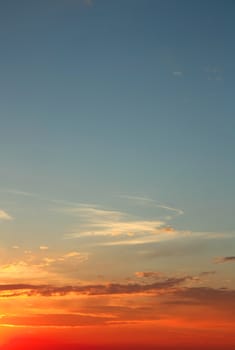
[0,209,13,221]
[173,71,183,77]
[84,0,93,6]
[63,201,185,242]
[0,261,52,283]
[119,195,156,204]
[0,313,112,327]
[67,206,124,222]
[214,256,235,264]
[3,190,186,248]
[135,271,163,279]
[97,229,189,247]
[119,195,184,218]
[119,195,184,221]
[62,251,83,258]
[134,271,212,285]
[4,189,184,243]
[40,246,49,250]
[1,188,80,207]
[0,250,89,283]
[204,66,222,81]
[157,205,184,217]
[173,287,235,307]
[64,204,168,239]
[0,276,191,298]
[199,271,216,276]
[2,189,36,197]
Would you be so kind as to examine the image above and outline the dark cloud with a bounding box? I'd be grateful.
[214,256,235,264]
[171,287,235,308]
[0,277,190,297]
[199,271,216,276]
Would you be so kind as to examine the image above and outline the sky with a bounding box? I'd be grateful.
[0,0,235,349]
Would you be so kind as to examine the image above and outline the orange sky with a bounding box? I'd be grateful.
[0,283,235,349]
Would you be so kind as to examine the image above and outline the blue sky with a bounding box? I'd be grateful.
[1,0,235,242]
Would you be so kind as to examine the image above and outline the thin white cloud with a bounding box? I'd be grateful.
[67,220,166,239]
[0,209,13,221]
[173,71,183,77]
[39,246,49,250]
[96,230,190,246]
[204,66,222,81]
[61,251,88,260]
[119,194,156,204]
[65,206,124,222]
[84,0,93,6]
[61,195,186,243]
[2,189,36,197]
[1,188,83,210]
[119,195,184,219]
[63,203,167,239]
[157,204,184,216]
[3,189,184,243]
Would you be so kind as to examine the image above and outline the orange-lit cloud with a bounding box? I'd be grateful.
[0,249,89,284]
[135,271,163,278]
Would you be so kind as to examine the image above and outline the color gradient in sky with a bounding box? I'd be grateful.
[0,0,235,349]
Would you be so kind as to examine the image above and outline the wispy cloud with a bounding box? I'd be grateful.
[63,204,169,239]
[39,246,49,251]
[84,0,93,6]
[69,220,167,238]
[63,195,185,244]
[3,189,185,245]
[204,66,223,81]
[119,195,156,204]
[97,231,188,247]
[2,189,36,197]
[119,195,184,218]
[0,209,13,221]
[1,188,80,207]
[173,71,183,77]
[157,204,184,217]
[0,312,112,327]
[64,206,124,222]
